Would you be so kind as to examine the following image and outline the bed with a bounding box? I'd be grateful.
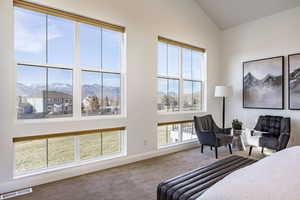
[157,155,256,200]
[198,146,300,200]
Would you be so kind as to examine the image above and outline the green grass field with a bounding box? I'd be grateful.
[16,125,194,173]
[15,131,121,173]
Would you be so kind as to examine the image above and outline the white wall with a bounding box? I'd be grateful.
[221,6,300,146]
[0,0,222,193]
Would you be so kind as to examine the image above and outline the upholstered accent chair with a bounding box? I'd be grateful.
[249,115,291,156]
[194,115,233,159]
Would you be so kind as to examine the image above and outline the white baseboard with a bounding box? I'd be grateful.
[0,141,199,194]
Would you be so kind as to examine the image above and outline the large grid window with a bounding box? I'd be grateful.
[157,37,205,112]
[81,24,122,116]
[158,122,197,147]
[15,5,124,120]
[15,8,74,119]
[14,129,124,174]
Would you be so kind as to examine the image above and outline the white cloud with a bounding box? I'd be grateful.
[15,9,62,54]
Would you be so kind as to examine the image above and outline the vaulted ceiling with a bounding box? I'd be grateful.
[196,0,300,30]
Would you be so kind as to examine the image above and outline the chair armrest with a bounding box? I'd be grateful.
[222,128,232,135]
[277,133,290,151]
[216,134,233,146]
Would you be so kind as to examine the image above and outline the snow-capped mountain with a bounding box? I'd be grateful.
[244,72,282,89]
[17,82,120,97]
[290,68,300,91]
[82,84,120,97]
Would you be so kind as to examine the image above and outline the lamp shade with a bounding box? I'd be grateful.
[215,86,232,97]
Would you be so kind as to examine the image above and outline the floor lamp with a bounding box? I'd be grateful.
[215,86,232,129]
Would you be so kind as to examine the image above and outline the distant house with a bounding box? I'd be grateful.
[26,91,72,114]
[82,96,100,113]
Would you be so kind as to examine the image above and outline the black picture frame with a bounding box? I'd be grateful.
[288,53,300,110]
[243,56,284,110]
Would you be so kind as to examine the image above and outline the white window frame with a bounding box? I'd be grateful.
[158,122,197,149]
[14,8,127,123]
[157,41,206,114]
[13,130,127,178]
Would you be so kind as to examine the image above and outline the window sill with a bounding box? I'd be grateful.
[158,110,206,115]
[14,115,127,124]
[158,139,198,149]
[14,152,126,179]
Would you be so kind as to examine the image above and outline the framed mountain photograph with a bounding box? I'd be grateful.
[243,56,284,109]
[288,53,300,110]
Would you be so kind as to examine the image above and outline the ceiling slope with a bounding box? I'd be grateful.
[196,0,300,29]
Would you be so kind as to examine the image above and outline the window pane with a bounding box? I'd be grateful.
[80,133,101,160]
[102,73,121,115]
[158,126,168,146]
[168,79,179,112]
[102,131,121,156]
[15,8,46,63]
[80,23,101,69]
[48,136,75,166]
[47,68,73,118]
[17,65,47,119]
[182,123,195,141]
[192,51,203,80]
[167,44,180,77]
[193,81,202,110]
[167,124,180,144]
[158,125,180,146]
[81,71,102,116]
[191,124,197,139]
[48,15,75,66]
[183,81,193,111]
[182,48,192,79]
[102,28,122,72]
[158,42,167,76]
[15,140,47,172]
[157,78,168,112]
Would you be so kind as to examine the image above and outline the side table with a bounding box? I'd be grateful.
[232,129,246,151]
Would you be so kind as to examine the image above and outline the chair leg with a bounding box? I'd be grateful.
[261,147,264,154]
[249,146,253,156]
[210,146,213,151]
[201,144,204,153]
[228,144,232,154]
[215,147,218,159]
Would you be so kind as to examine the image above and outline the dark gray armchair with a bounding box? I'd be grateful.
[194,115,233,159]
[249,115,291,156]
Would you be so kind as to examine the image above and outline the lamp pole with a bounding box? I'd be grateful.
[215,86,231,129]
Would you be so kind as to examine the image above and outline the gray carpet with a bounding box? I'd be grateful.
[11,146,263,200]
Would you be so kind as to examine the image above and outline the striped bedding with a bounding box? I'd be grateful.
[157,155,256,200]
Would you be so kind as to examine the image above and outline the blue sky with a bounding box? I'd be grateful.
[17,66,46,86]
[17,65,72,86]
[82,71,120,87]
[15,7,122,87]
[157,42,203,80]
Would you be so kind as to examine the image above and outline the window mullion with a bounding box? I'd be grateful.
[46,139,49,168]
[46,15,48,64]
[74,22,81,119]
[75,136,80,161]
[179,124,183,143]
[120,30,125,116]
[45,15,49,118]
[100,28,104,114]
[166,45,169,112]
[100,132,103,156]
[191,50,194,111]
[179,47,183,112]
